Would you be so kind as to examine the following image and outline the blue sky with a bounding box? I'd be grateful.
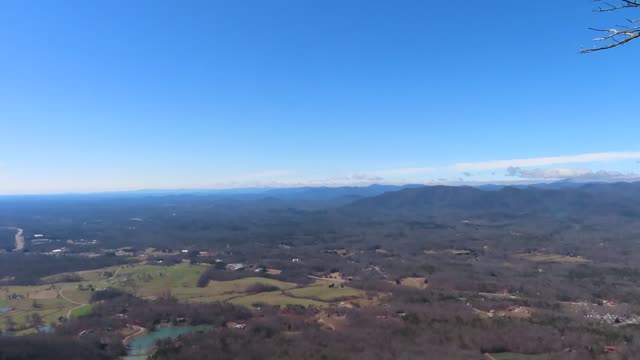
[1,1,639,194]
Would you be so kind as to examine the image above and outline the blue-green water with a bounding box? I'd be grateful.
[123,325,212,360]
[38,325,52,333]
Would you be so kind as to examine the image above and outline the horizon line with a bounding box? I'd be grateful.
[3,178,639,197]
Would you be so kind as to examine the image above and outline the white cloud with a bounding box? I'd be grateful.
[453,151,640,171]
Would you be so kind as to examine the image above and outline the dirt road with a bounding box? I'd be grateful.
[123,325,148,345]
[307,275,348,283]
[14,228,24,251]
[59,288,88,318]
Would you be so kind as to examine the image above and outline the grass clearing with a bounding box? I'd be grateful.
[70,304,93,318]
[285,282,364,301]
[28,289,58,299]
[208,277,297,294]
[514,253,590,264]
[490,353,549,360]
[317,312,348,330]
[114,263,207,289]
[230,291,326,308]
[2,263,374,333]
[424,249,472,256]
[398,277,429,289]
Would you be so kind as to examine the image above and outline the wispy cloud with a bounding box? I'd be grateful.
[506,167,592,179]
[453,152,640,171]
[309,167,434,185]
[573,171,639,182]
[326,173,384,182]
[370,167,434,177]
[204,170,292,187]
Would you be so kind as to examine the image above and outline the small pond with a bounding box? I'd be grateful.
[38,325,52,333]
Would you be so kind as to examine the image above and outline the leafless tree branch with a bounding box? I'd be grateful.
[593,0,640,12]
[583,0,640,52]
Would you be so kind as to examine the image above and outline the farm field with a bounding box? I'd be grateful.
[0,263,371,333]
[0,282,95,333]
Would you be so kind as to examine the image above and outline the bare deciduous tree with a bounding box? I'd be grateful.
[583,0,640,53]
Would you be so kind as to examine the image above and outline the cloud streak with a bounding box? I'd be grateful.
[326,173,384,182]
[372,167,435,177]
[506,167,637,181]
[453,152,640,171]
[506,167,592,179]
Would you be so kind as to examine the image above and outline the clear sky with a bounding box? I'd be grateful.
[1,1,639,194]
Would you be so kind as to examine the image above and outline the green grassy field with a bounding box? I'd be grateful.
[0,263,370,333]
[70,304,93,318]
[284,281,364,301]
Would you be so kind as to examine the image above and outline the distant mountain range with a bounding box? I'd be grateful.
[3,182,640,218]
[341,182,640,217]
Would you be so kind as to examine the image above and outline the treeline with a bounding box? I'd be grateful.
[0,254,131,285]
[59,290,252,335]
[150,291,640,360]
[0,334,121,360]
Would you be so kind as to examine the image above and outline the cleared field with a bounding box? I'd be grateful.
[230,291,326,308]
[114,263,207,289]
[60,288,93,304]
[317,312,348,330]
[424,249,472,256]
[182,294,237,304]
[490,353,549,360]
[0,281,99,332]
[285,281,364,301]
[398,277,429,290]
[70,304,93,318]
[1,263,374,333]
[158,277,297,302]
[514,253,590,264]
[209,277,297,293]
[76,266,123,281]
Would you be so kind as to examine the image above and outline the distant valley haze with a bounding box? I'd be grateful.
[1,150,640,195]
